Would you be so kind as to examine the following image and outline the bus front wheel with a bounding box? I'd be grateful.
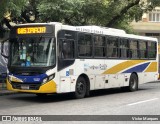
[74,77,87,99]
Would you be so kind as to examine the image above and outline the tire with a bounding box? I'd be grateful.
[128,73,138,92]
[74,77,87,99]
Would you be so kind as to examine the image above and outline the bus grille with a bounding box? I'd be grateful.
[11,82,41,90]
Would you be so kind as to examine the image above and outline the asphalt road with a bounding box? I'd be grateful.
[0,82,160,123]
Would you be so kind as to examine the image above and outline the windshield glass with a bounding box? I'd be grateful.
[10,37,55,67]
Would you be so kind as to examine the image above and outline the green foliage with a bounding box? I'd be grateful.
[1,0,160,33]
[0,0,28,20]
[37,0,118,25]
[37,0,88,25]
[0,0,7,20]
[36,0,146,31]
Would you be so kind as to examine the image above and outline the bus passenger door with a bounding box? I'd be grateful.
[58,38,75,93]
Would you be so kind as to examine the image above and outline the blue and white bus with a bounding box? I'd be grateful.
[1,22,159,98]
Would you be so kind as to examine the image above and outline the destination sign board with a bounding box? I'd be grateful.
[17,27,47,34]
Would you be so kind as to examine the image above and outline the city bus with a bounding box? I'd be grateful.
[1,22,159,98]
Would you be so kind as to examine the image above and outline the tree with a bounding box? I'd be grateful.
[0,0,29,33]
[1,0,160,33]
[37,0,115,26]
[37,0,160,32]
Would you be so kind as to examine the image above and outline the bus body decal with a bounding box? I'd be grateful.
[145,62,158,72]
[102,60,147,74]
[9,74,47,83]
[122,62,150,73]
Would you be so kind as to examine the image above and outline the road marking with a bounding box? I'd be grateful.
[127,98,159,106]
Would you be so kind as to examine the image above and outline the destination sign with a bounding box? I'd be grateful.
[17,27,47,34]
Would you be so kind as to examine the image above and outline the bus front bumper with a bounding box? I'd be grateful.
[6,79,57,94]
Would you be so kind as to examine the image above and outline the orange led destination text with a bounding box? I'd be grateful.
[17,27,46,34]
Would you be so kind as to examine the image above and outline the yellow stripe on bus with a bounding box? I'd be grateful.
[145,62,158,72]
[102,60,147,74]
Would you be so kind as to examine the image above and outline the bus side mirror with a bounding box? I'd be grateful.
[1,39,9,58]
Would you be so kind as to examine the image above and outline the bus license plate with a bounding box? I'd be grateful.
[21,85,29,90]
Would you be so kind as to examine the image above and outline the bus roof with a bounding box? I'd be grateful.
[14,22,158,42]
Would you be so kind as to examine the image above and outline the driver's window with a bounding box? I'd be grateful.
[61,39,74,59]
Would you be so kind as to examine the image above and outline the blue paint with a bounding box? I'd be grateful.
[10,73,48,83]
[122,62,150,73]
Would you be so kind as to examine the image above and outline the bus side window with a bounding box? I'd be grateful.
[139,40,147,59]
[107,37,118,58]
[119,39,130,58]
[78,33,92,57]
[148,42,157,59]
[130,40,138,59]
[94,35,106,57]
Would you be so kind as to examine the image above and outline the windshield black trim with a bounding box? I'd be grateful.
[8,66,56,75]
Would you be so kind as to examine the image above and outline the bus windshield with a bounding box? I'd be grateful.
[10,37,55,67]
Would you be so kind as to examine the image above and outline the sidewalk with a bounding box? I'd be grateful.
[0,83,17,96]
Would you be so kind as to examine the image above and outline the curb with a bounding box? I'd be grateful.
[148,81,160,83]
[0,90,18,96]
[0,83,20,96]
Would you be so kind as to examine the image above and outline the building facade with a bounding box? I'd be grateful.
[131,7,160,47]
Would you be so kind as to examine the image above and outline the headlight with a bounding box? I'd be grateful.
[8,76,11,83]
[8,76,12,81]
[8,75,23,83]
[48,74,54,80]
[42,73,55,85]
[42,78,48,84]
